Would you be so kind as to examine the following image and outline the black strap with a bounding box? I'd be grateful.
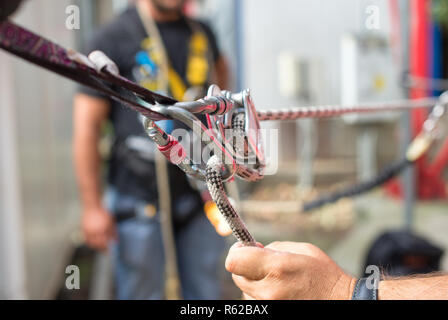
[0,20,176,121]
[351,278,378,300]
[303,158,412,212]
[114,207,202,233]
[114,210,138,224]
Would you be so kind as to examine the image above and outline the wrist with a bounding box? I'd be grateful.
[83,202,105,214]
[81,195,103,212]
[351,277,380,300]
[378,280,388,300]
[78,185,103,211]
[330,274,358,300]
[348,277,358,299]
[378,280,406,300]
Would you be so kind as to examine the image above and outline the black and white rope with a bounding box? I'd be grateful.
[205,155,256,246]
[231,113,247,157]
[257,97,438,121]
[302,158,412,212]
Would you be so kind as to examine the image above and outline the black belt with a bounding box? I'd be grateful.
[114,210,141,224]
[0,20,177,121]
[113,208,202,232]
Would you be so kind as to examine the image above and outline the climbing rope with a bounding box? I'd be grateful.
[2,19,448,245]
[257,97,438,121]
[302,93,448,212]
[205,155,257,246]
[302,158,412,212]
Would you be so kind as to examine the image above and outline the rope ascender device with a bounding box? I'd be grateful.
[1,20,447,246]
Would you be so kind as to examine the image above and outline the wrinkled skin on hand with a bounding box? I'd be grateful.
[225,241,357,300]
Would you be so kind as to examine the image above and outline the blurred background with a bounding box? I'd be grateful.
[1,0,448,299]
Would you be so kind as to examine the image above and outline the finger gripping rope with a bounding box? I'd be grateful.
[205,156,256,246]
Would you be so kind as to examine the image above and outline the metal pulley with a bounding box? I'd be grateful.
[141,84,266,183]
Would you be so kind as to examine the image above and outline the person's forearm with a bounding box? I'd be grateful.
[379,274,448,300]
[73,94,110,210]
[73,122,103,210]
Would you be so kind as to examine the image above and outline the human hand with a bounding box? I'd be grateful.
[67,50,120,76]
[88,51,120,76]
[81,207,117,251]
[225,241,356,300]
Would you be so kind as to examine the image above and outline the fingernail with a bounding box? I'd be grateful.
[230,242,243,250]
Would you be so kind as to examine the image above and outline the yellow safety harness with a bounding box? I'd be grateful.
[136,4,231,238]
[136,4,211,102]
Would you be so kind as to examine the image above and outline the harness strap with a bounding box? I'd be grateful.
[136,2,211,101]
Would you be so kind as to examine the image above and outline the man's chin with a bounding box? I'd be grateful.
[157,7,182,14]
[151,0,184,14]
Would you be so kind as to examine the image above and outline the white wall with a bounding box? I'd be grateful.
[241,0,393,107]
[0,0,81,299]
[0,45,27,300]
[239,0,399,164]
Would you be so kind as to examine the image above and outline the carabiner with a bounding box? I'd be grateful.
[140,98,237,182]
[140,84,267,183]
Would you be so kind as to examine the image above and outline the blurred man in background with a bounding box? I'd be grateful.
[73,0,229,300]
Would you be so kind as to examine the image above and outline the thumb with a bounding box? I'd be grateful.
[266,242,326,260]
[225,246,272,280]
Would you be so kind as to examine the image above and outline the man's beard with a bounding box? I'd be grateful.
[150,0,185,14]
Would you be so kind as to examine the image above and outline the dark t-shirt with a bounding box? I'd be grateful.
[79,7,221,220]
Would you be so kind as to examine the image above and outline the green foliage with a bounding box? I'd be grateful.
[432,0,448,28]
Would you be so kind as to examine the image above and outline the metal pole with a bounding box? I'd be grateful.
[298,119,316,190]
[297,61,316,190]
[75,0,96,49]
[155,151,182,300]
[234,0,243,91]
[89,252,113,300]
[399,0,415,230]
